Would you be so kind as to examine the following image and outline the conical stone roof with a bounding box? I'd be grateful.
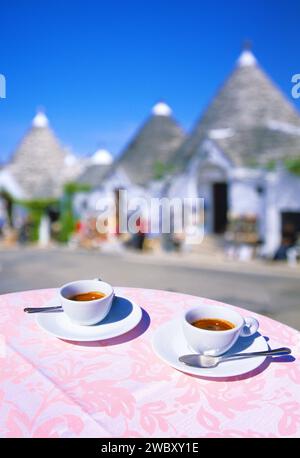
[113,102,185,185]
[8,112,76,199]
[171,50,300,170]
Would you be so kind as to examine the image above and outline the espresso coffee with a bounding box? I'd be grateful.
[192,318,235,331]
[69,291,106,301]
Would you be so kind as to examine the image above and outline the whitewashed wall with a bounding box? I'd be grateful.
[229,181,261,216]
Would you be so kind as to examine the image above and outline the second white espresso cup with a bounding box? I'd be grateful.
[60,279,114,326]
[182,304,259,356]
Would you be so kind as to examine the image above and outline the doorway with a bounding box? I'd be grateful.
[212,182,228,233]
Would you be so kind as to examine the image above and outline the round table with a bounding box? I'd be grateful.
[0,287,300,438]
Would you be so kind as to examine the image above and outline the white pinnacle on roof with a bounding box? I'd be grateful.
[152,101,172,116]
[237,49,257,67]
[91,148,113,165]
[32,111,49,128]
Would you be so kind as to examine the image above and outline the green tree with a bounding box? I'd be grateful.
[285,157,300,176]
[15,198,58,242]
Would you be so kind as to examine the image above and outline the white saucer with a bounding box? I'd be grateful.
[36,295,142,341]
[152,319,268,378]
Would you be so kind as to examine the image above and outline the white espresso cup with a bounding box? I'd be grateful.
[60,280,114,326]
[182,304,259,356]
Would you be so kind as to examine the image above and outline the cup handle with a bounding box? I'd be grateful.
[240,317,259,337]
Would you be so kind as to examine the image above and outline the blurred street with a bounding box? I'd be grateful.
[1,246,299,330]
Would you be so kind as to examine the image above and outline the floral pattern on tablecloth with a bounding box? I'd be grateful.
[0,287,300,438]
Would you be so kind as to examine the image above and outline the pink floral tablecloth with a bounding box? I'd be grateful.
[0,287,300,438]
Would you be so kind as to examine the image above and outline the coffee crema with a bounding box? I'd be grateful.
[191,318,235,331]
[69,291,106,301]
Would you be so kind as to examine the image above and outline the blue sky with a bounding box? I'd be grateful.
[0,0,299,162]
